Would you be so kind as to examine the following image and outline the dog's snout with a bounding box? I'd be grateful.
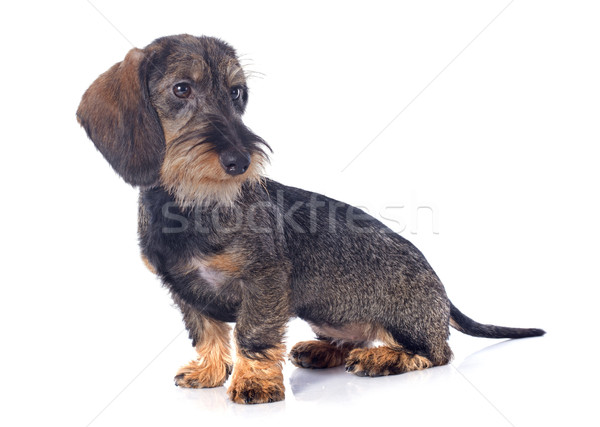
[219,149,251,176]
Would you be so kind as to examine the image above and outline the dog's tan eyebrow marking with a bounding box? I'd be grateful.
[166,55,207,83]
[189,57,206,82]
[226,60,246,87]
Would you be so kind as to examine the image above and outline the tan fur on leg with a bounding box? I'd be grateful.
[345,346,433,377]
[175,318,233,388]
[227,345,286,404]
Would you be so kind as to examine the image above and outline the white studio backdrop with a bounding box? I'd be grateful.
[0,1,598,426]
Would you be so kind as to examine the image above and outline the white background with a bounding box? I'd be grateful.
[1,1,598,426]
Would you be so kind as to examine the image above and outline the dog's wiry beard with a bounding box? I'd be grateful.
[159,133,268,209]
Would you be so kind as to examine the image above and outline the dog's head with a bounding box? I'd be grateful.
[77,34,269,207]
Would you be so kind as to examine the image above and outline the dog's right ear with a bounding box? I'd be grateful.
[77,48,165,187]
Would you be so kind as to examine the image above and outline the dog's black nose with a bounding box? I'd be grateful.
[219,149,251,176]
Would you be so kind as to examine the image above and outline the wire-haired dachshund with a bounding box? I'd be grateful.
[77,34,545,404]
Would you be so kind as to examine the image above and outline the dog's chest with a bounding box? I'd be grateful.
[189,258,231,289]
[166,254,243,322]
[176,252,244,290]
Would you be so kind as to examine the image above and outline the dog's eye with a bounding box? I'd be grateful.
[230,87,242,101]
[173,83,192,98]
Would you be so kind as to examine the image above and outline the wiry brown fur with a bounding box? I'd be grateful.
[77,48,165,187]
[160,144,265,208]
[308,322,399,347]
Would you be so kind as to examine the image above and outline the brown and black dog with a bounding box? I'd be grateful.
[77,34,544,404]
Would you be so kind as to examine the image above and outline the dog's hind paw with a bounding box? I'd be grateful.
[345,347,433,377]
[289,340,350,369]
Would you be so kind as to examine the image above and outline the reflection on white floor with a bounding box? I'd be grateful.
[63,318,590,427]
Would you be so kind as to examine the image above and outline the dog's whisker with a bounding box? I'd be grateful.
[243,69,266,80]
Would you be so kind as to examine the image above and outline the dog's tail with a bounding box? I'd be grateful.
[450,302,545,339]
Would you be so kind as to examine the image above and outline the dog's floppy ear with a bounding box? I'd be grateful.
[77,48,165,187]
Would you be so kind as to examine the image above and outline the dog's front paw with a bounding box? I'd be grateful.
[174,359,232,388]
[227,375,285,404]
[227,354,285,404]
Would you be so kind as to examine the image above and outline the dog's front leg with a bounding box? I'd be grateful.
[227,270,289,404]
[173,297,233,388]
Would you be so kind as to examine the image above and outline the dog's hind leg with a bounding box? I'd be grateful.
[289,339,356,369]
[289,322,381,370]
[344,327,452,377]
